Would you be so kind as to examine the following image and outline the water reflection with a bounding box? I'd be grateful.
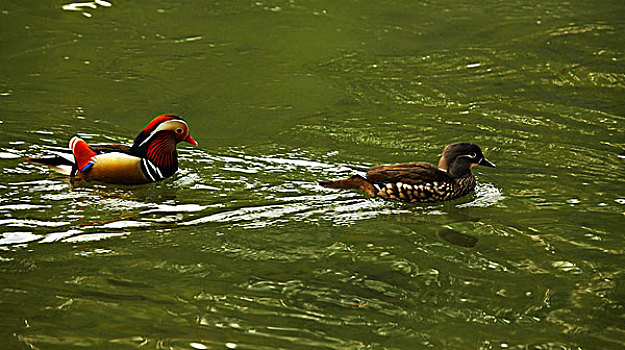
[436,227,478,248]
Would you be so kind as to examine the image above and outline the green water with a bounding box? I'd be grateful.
[1,0,624,349]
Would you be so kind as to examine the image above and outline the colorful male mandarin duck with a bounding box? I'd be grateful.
[24,114,198,184]
[319,143,495,203]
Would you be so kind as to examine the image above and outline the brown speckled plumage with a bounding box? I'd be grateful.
[319,143,495,203]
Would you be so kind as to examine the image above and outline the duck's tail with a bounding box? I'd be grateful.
[22,147,76,176]
[318,175,378,195]
[23,156,74,176]
[23,137,99,176]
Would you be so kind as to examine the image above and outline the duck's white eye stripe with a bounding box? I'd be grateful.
[458,153,477,159]
[138,119,189,148]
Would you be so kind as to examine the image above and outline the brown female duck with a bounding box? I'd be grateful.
[319,143,495,202]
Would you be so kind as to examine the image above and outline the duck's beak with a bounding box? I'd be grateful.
[479,157,496,168]
[185,135,199,146]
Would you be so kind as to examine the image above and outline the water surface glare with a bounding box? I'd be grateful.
[1,0,625,349]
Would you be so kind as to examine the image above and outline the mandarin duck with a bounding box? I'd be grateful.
[319,143,495,203]
[24,114,198,184]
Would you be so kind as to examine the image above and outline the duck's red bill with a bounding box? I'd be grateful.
[185,135,199,146]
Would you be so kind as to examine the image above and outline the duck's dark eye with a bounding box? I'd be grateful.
[469,152,477,159]
[175,128,183,134]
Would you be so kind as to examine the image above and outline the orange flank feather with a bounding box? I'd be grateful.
[69,137,97,172]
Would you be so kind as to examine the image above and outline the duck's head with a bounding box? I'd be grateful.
[133,114,198,149]
[437,143,495,177]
